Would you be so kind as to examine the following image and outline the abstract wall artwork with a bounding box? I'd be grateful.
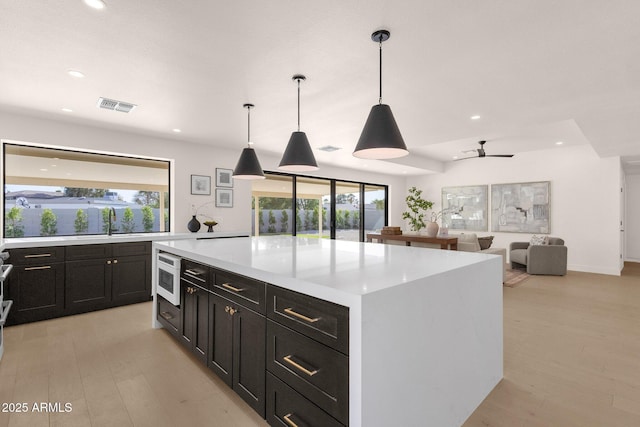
[491,181,550,233]
[441,185,488,231]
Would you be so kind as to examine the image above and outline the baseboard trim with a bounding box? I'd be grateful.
[568,264,621,276]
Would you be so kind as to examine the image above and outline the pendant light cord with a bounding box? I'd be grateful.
[378,38,383,105]
[247,105,251,146]
[297,78,301,131]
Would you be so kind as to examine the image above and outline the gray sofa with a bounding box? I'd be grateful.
[455,233,506,281]
[509,237,567,276]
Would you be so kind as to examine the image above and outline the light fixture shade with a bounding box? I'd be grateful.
[353,104,408,159]
[233,147,265,180]
[278,131,318,171]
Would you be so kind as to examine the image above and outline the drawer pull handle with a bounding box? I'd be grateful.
[283,355,318,377]
[24,265,52,271]
[284,308,320,324]
[283,413,299,427]
[24,253,52,258]
[185,269,201,276]
[222,283,244,293]
[159,311,174,320]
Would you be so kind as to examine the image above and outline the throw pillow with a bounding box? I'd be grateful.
[478,236,494,250]
[530,235,548,246]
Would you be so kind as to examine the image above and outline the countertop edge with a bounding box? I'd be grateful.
[0,231,250,251]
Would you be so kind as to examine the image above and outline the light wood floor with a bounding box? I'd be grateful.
[1,264,639,427]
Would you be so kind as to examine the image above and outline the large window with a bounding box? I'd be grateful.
[252,172,387,242]
[3,142,171,238]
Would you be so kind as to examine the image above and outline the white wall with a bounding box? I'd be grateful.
[0,111,405,235]
[625,173,640,262]
[401,145,622,275]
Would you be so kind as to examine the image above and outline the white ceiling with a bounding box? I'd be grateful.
[2,1,640,175]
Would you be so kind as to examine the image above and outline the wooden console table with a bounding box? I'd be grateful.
[366,233,458,250]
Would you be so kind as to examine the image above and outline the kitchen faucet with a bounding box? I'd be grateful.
[107,207,117,236]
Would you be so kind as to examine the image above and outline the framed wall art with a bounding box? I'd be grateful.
[191,174,211,195]
[215,188,233,208]
[441,185,488,231]
[491,181,550,233]
[216,168,233,188]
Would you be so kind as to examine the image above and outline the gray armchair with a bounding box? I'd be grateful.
[509,237,567,276]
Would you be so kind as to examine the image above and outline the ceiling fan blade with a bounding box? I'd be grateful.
[485,154,514,158]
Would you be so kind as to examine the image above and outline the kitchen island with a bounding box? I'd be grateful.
[152,236,503,427]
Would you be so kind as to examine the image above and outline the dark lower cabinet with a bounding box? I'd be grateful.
[66,242,151,314]
[112,254,151,305]
[209,292,266,418]
[266,372,343,427]
[209,292,234,385]
[7,262,65,324]
[181,280,209,364]
[66,258,112,313]
[7,242,152,325]
[157,294,180,338]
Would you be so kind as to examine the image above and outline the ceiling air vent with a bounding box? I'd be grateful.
[97,97,137,113]
[318,145,342,152]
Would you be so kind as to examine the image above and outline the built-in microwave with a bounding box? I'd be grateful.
[156,252,181,306]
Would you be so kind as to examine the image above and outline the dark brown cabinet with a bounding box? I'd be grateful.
[157,294,180,338]
[66,257,112,313]
[209,292,266,418]
[66,242,151,314]
[6,246,65,325]
[265,284,349,426]
[181,281,210,364]
[7,242,151,325]
[112,254,151,304]
[266,372,343,427]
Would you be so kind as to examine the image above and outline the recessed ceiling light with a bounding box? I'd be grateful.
[555,141,564,145]
[470,115,481,120]
[40,168,48,172]
[172,129,181,133]
[453,155,459,159]
[61,108,73,113]
[84,0,106,10]
[67,69,85,78]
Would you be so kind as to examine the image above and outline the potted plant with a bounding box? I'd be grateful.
[402,186,434,233]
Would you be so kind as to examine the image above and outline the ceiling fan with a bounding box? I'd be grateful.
[456,140,514,160]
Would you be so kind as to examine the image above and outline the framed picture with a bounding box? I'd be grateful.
[191,175,211,195]
[216,168,233,188]
[215,188,233,208]
[441,185,489,231]
[491,181,550,233]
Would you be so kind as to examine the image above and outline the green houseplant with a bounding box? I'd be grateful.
[402,186,434,232]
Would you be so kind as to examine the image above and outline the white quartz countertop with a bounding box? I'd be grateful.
[0,231,249,250]
[155,235,501,306]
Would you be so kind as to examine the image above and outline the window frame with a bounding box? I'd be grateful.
[2,140,173,238]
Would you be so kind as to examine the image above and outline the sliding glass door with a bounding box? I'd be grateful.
[296,177,331,239]
[252,172,387,241]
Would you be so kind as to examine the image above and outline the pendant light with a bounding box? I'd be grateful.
[278,74,318,172]
[233,103,265,180]
[353,30,409,159]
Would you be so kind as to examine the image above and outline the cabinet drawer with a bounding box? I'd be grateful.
[267,320,348,425]
[214,270,265,314]
[66,244,111,260]
[267,285,349,355]
[267,372,344,427]
[157,294,180,336]
[181,259,211,289]
[113,241,151,256]
[9,246,65,265]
